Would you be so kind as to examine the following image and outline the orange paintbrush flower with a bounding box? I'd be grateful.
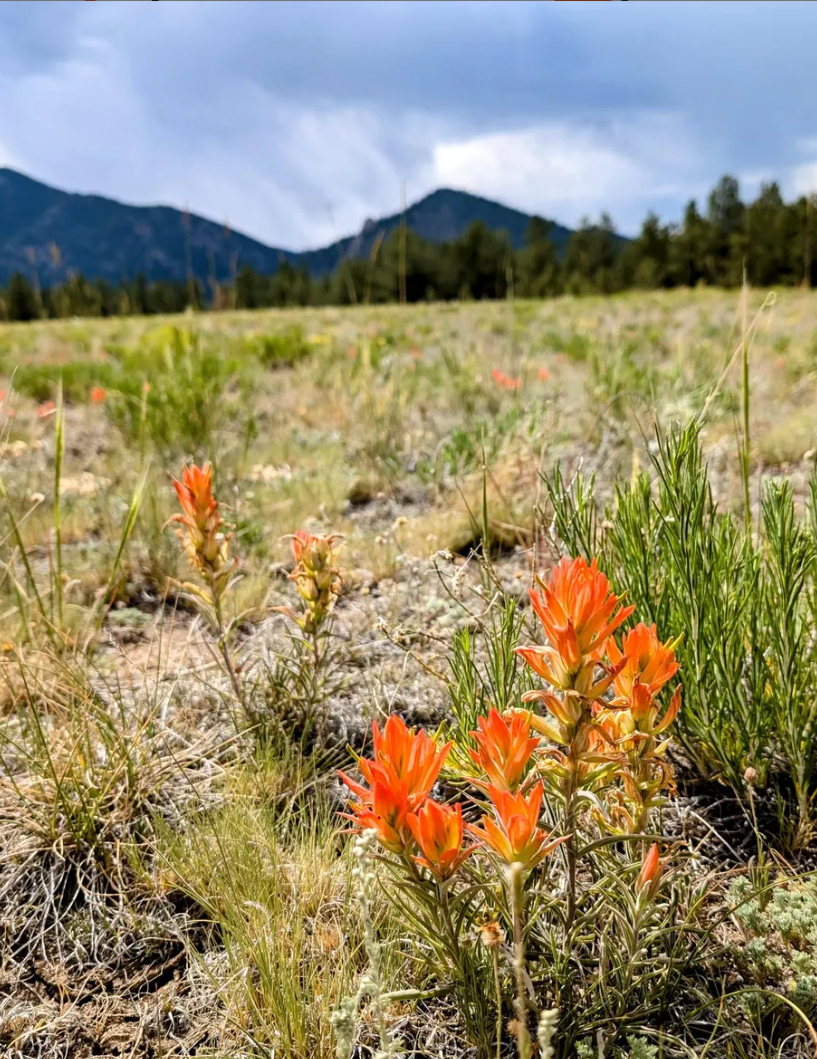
[343,777,413,854]
[635,842,662,897]
[89,386,106,404]
[491,368,522,391]
[290,529,341,567]
[516,556,633,693]
[469,708,540,791]
[468,782,569,869]
[288,530,343,630]
[607,623,680,705]
[368,715,451,806]
[339,715,452,812]
[408,799,476,879]
[167,462,232,584]
[37,400,56,418]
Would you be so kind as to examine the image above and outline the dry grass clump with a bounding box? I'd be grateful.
[0,649,226,972]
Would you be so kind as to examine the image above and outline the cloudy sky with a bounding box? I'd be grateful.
[1,0,816,249]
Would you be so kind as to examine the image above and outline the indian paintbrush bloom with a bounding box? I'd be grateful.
[408,799,476,879]
[90,386,106,404]
[167,463,232,596]
[606,623,681,705]
[469,708,540,792]
[635,842,663,899]
[339,715,452,813]
[491,368,522,391]
[468,782,569,870]
[288,529,343,631]
[593,626,683,834]
[343,776,413,854]
[516,556,634,696]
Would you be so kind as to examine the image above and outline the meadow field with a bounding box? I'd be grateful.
[4,289,817,1057]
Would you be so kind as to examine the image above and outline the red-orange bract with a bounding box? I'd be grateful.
[469,708,540,792]
[170,463,223,564]
[339,716,453,855]
[636,842,662,896]
[491,368,522,391]
[606,623,680,704]
[90,386,106,404]
[408,799,475,879]
[339,715,452,811]
[291,529,323,565]
[516,556,634,692]
[468,782,569,869]
[343,777,413,854]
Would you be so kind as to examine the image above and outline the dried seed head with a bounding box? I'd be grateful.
[478,919,505,949]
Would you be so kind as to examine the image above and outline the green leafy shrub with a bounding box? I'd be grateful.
[543,420,817,844]
[106,325,253,458]
[12,358,119,403]
[245,324,313,369]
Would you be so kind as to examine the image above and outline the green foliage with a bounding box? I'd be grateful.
[586,339,659,416]
[12,357,118,403]
[542,421,817,841]
[105,325,252,458]
[246,324,313,368]
[730,874,817,1024]
[4,272,40,321]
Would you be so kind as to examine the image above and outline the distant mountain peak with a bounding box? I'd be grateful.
[0,167,577,286]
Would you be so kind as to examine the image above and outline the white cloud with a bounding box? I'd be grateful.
[790,161,817,198]
[427,113,705,234]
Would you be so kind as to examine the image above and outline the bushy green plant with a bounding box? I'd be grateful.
[245,324,313,369]
[542,420,817,843]
[106,325,253,459]
[12,358,119,403]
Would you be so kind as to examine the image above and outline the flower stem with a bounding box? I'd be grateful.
[508,862,531,1059]
[211,578,243,706]
[563,761,578,935]
[492,945,503,1059]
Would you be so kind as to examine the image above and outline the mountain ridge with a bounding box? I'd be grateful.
[0,167,578,287]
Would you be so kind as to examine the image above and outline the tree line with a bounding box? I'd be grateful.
[2,175,816,321]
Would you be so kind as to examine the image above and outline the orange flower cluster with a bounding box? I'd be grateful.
[468,782,568,870]
[491,368,522,391]
[90,386,106,404]
[469,708,540,792]
[289,530,343,632]
[167,463,234,600]
[340,711,568,880]
[596,623,682,833]
[513,555,682,833]
[340,716,474,879]
[515,557,634,764]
